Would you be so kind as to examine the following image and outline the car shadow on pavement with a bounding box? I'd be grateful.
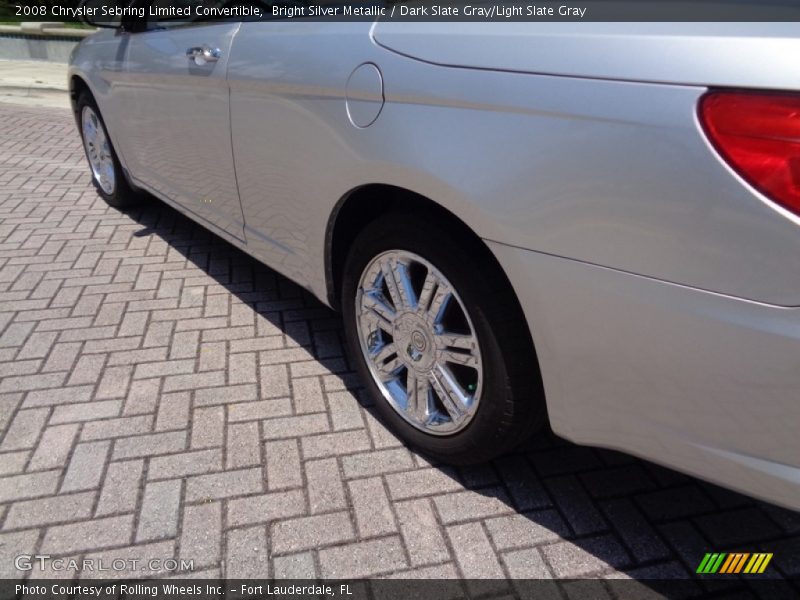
[123,197,799,596]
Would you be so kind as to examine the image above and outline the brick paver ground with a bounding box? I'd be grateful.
[1,103,798,590]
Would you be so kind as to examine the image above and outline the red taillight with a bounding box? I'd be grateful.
[699,90,800,217]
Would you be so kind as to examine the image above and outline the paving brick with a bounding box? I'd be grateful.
[122,378,160,415]
[262,413,329,440]
[226,422,261,469]
[135,359,196,380]
[349,477,397,538]
[226,489,306,527]
[229,351,257,385]
[636,485,716,521]
[0,373,66,393]
[113,431,186,460]
[228,398,292,422]
[446,522,505,583]
[61,440,110,492]
[51,399,122,424]
[226,525,269,578]
[395,499,450,566]
[185,467,263,502]
[327,390,364,431]
[273,552,317,579]
[318,537,407,578]
[106,348,168,370]
[23,385,94,408]
[0,529,39,578]
[198,342,226,372]
[81,540,177,580]
[22,423,76,472]
[66,353,105,385]
[580,464,657,499]
[194,384,258,406]
[291,375,326,413]
[542,536,631,578]
[0,392,22,433]
[0,407,48,450]
[265,439,302,490]
[164,370,225,392]
[95,365,132,399]
[81,414,153,441]
[137,479,182,542]
[341,448,415,479]
[601,498,670,563]
[170,330,200,359]
[386,468,462,500]
[95,459,144,516]
[502,548,553,579]
[190,406,224,449]
[434,487,515,524]
[41,342,81,372]
[305,458,347,514]
[4,491,94,529]
[363,410,404,449]
[155,391,191,431]
[179,501,221,569]
[485,510,571,550]
[40,514,134,554]
[545,475,608,536]
[301,430,371,459]
[272,511,356,554]
[694,507,783,547]
[150,448,222,481]
[0,450,29,476]
[495,455,552,510]
[260,364,291,399]
[290,357,347,378]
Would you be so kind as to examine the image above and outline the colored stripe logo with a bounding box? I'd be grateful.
[696,553,773,574]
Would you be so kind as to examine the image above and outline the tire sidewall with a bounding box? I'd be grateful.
[341,214,519,462]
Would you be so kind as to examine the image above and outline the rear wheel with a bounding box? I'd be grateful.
[341,213,546,464]
[77,92,140,208]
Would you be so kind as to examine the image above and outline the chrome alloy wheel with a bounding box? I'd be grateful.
[355,250,483,435]
[81,106,116,195]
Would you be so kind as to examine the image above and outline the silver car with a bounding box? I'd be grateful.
[69,14,800,510]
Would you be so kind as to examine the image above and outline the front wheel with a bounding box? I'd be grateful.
[77,92,140,208]
[341,213,546,464]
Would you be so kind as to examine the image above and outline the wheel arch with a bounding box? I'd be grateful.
[69,74,91,126]
[325,183,545,405]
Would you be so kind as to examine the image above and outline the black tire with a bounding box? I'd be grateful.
[341,212,547,464]
[76,92,140,208]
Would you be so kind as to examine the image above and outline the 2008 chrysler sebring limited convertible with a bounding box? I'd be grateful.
[69,10,800,509]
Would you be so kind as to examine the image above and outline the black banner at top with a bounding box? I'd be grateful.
[3,0,800,23]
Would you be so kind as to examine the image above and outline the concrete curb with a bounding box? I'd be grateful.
[0,59,70,108]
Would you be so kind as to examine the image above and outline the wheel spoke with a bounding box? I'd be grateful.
[381,259,417,311]
[426,282,452,325]
[437,332,477,351]
[416,269,437,314]
[406,372,430,423]
[371,343,402,378]
[440,348,479,368]
[380,260,403,310]
[359,307,392,337]
[362,290,395,323]
[429,366,468,421]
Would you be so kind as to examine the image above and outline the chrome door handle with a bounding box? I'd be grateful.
[186,46,221,65]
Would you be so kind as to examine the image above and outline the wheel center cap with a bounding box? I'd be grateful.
[394,314,435,372]
[410,331,427,351]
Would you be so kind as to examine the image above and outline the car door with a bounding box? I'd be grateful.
[116,3,245,241]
